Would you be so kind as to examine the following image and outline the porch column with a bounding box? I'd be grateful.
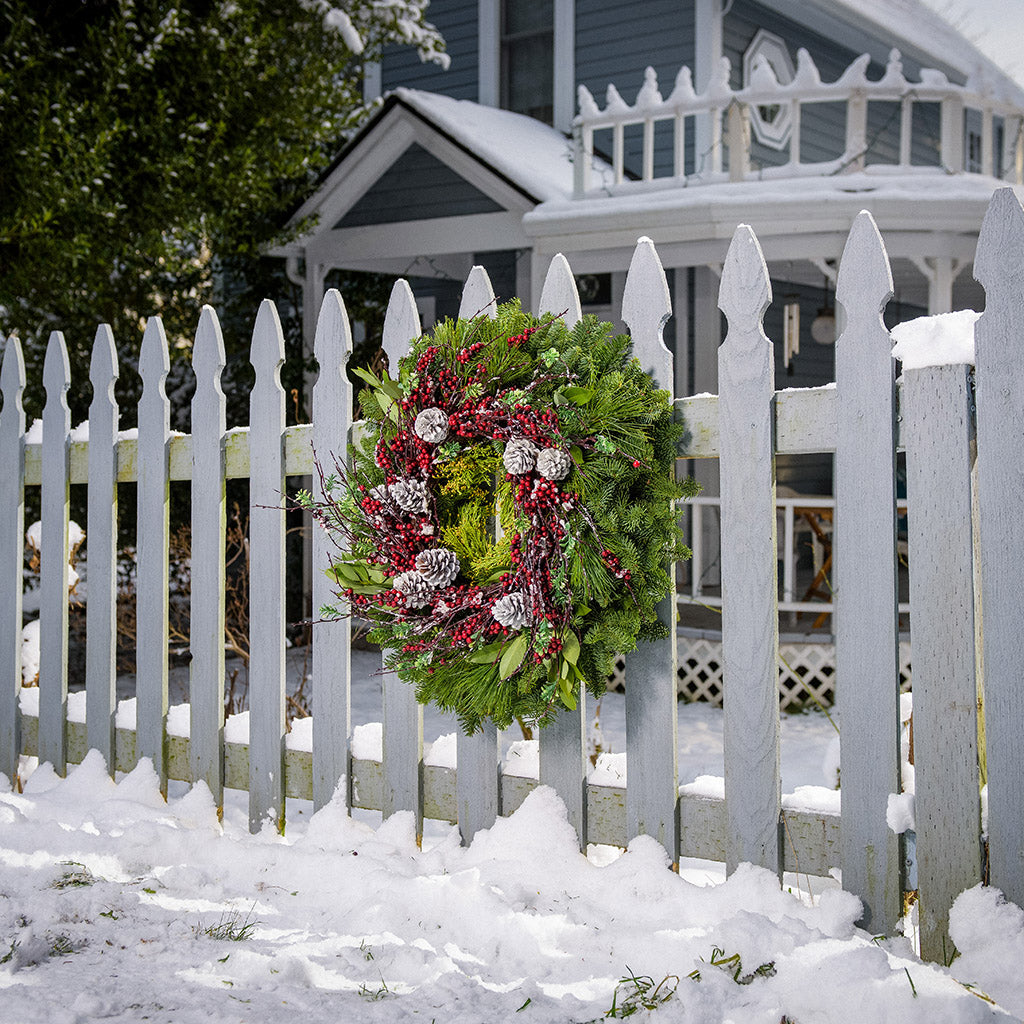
[911,256,961,315]
[693,265,722,586]
[694,0,724,176]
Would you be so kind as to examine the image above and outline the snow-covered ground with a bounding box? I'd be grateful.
[2,670,1022,1022]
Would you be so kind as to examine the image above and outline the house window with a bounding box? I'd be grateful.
[742,29,795,151]
[501,0,554,124]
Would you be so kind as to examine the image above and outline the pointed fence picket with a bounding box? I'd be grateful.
[536,254,587,848]
[312,290,354,812]
[0,336,25,782]
[39,331,71,776]
[248,300,288,833]
[974,188,1024,912]
[7,194,1024,963]
[85,326,119,770]
[190,308,227,805]
[622,238,680,862]
[455,266,501,845]
[716,227,782,877]
[833,213,902,934]
[380,280,424,832]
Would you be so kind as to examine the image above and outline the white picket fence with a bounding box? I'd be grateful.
[3,189,1024,962]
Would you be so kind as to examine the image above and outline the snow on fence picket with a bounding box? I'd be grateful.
[2,189,1024,962]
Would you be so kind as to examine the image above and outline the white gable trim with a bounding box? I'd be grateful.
[282,102,536,253]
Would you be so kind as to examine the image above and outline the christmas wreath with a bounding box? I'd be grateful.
[301,301,694,732]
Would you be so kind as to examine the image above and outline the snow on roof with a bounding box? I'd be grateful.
[822,0,1024,101]
[393,88,608,203]
[525,170,1024,234]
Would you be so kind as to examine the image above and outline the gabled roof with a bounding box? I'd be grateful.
[277,89,610,259]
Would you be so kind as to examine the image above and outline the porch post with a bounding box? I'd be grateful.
[693,265,722,586]
[694,0,724,176]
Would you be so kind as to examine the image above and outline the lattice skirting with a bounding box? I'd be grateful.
[608,632,913,710]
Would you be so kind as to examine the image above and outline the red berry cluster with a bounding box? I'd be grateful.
[456,341,486,365]
[601,548,631,581]
[507,325,540,348]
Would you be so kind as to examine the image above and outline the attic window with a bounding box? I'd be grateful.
[501,0,554,124]
[742,29,795,151]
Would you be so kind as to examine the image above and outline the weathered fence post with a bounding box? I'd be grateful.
[137,317,171,793]
[834,211,902,934]
[190,308,227,805]
[903,360,982,962]
[312,289,354,812]
[622,238,680,862]
[456,266,501,844]
[380,280,424,833]
[717,225,781,877]
[974,187,1024,909]
[86,326,119,771]
[39,331,71,776]
[0,336,25,783]
[536,254,588,848]
[249,300,288,833]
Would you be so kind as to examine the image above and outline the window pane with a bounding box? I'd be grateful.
[503,0,553,37]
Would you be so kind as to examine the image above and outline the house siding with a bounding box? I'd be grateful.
[576,0,695,177]
[335,144,502,228]
[382,0,479,100]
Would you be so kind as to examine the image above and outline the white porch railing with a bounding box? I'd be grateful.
[681,493,911,619]
[3,191,1024,962]
[573,47,1024,195]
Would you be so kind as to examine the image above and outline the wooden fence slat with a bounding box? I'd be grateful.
[137,316,171,792]
[190,307,227,805]
[85,326,119,771]
[0,336,25,782]
[621,238,679,860]
[536,253,583,325]
[717,226,781,876]
[39,331,71,775]
[536,254,587,846]
[380,280,423,831]
[312,289,354,812]
[248,300,287,833]
[973,187,1024,909]
[460,265,497,320]
[903,362,981,962]
[457,268,500,843]
[834,211,902,934]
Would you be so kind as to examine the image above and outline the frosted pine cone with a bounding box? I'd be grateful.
[414,407,449,444]
[503,438,538,475]
[393,570,434,608]
[369,484,395,512]
[415,547,460,588]
[389,476,428,513]
[492,592,531,630]
[536,447,571,481]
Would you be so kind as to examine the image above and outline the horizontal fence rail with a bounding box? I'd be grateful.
[3,190,1024,964]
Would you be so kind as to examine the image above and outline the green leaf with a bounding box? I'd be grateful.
[562,631,581,665]
[374,389,398,421]
[561,386,594,405]
[558,675,578,710]
[351,366,382,390]
[467,642,505,665]
[378,373,401,400]
[499,634,529,680]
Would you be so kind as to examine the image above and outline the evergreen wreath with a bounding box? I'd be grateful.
[300,300,695,733]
